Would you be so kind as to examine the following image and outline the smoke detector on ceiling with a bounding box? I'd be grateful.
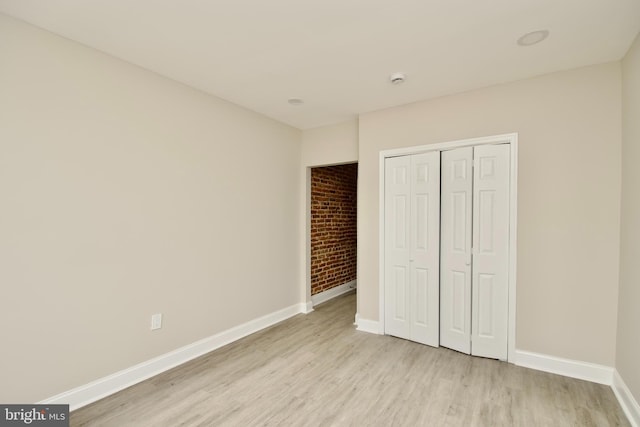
[389,72,406,84]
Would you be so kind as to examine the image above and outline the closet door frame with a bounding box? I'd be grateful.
[378,133,518,363]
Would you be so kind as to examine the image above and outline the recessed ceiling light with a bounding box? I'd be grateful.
[517,30,550,47]
[288,98,304,106]
[389,72,406,85]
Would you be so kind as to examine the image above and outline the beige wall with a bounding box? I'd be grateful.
[617,32,640,402]
[299,121,358,303]
[358,63,622,366]
[302,120,358,167]
[0,14,301,403]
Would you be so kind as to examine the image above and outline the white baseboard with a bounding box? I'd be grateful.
[513,349,613,385]
[311,280,356,307]
[356,317,381,335]
[613,370,640,427]
[39,302,307,411]
[302,300,314,314]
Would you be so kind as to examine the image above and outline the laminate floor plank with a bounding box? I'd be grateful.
[71,292,629,426]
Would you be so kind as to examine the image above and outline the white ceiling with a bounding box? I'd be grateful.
[1,1,639,129]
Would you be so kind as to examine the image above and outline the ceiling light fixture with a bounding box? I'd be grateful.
[389,72,406,85]
[517,30,550,47]
[287,98,304,106]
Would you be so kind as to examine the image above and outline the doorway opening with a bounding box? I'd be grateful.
[309,163,358,307]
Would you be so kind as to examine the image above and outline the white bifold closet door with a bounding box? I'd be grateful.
[440,144,510,360]
[384,152,440,347]
[440,147,474,354]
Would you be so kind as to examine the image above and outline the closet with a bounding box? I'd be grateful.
[383,143,510,360]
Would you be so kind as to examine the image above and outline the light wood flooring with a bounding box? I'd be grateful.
[71,292,629,426]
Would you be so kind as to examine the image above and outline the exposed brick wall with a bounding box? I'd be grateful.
[311,163,357,296]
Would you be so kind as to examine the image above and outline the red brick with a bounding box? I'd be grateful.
[310,163,357,296]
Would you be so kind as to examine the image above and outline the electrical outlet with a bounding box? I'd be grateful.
[151,313,162,330]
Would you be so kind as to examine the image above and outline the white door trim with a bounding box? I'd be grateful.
[378,133,518,363]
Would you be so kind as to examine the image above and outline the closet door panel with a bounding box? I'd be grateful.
[440,147,473,354]
[410,152,440,347]
[384,156,411,340]
[471,144,510,360]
